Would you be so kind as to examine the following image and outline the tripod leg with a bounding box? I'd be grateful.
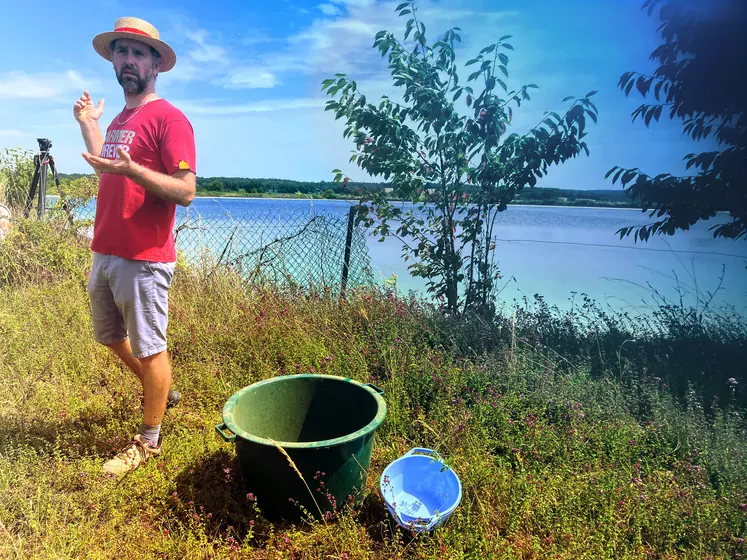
[38,157,48,219]
[24,155,41,219]
[48,157,61,190]
[48,157,72,226]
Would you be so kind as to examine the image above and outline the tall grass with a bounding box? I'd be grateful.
[0,221,745,559]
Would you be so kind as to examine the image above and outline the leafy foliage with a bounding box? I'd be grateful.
[0,147,35,215]
[50,175,99,227]
[609,0,747,241]
[323,1,598,316]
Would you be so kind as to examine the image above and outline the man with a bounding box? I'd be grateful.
[74,17,196,474]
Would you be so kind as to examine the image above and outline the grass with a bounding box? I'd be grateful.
[0,219,745,559]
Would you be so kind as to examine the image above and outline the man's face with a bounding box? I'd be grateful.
[111,38,160,94]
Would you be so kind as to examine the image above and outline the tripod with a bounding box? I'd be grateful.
[24,137,60,219]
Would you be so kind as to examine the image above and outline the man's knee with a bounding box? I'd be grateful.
[101,337,128,349]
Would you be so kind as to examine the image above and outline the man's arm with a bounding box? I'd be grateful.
[81,147,196,207]
[73,92,105,177]
[128,165,196,207]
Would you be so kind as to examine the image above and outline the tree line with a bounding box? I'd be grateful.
[53,172,638,206]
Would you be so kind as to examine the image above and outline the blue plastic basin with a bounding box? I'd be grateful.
[379,447,462,532]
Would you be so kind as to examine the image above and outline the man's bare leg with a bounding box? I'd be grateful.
[104,339,179,408]
[140,350,172,427]
[106,339,144,385]
[102,349,172,471]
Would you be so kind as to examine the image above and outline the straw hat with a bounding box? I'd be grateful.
[92,17,176,72]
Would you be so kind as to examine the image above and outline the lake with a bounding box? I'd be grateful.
[70,196,747,315]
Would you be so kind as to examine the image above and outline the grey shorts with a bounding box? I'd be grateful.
[87,252,176,359]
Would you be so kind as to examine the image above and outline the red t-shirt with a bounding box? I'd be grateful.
[91,98,196,262]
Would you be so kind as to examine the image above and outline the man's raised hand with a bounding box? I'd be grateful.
[74,91,104,124]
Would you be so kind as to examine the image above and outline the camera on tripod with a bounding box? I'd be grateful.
[37,138,52,152]
[23,137,60,219]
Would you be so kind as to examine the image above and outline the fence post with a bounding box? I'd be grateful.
[341,204,357,299]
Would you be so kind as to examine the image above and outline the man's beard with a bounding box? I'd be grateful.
[116,65,155,94]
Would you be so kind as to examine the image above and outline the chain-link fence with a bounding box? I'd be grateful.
[72,199,374,293]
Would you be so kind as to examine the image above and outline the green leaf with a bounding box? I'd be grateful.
[527,84,539,89]
[499,65,508,77]
[465,58,481,66]
[502,44,514,50]
[453,89,463,101]
[395,2,410,10]
[399,9,411,15]
[405,19,415,40]
[480,44,496,54]
[585,90,598,97]
[499,34,513,41]
[562,95,574,102]
[644,108,654,127]
[498,53,509,66]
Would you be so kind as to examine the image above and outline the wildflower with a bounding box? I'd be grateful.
[246,493,255,501]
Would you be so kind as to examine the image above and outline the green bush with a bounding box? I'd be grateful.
[0,217,91,288]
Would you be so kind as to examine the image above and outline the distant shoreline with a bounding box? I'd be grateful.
[191,194,644,210]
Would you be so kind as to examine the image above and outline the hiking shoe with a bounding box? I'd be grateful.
[103,434,162,475]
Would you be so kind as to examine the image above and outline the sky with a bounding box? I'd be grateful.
[0,0,712,188]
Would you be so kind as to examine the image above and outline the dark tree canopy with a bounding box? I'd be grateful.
[608,0,747,241]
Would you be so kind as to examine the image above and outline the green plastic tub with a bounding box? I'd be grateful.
[215,374,386,521]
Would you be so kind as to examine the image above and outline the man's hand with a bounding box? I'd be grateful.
[74,91,104,124]
[82,147,135,176]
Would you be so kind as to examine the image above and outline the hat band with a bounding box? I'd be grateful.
[113,26,154,38]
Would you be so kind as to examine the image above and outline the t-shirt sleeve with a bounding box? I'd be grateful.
[159,119,196,175]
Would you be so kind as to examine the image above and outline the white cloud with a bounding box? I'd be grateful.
[185,29,227,63]
[0,129,32,137]
[224,69,279,89]
[241,32,283,46]
[318,3,342,16]
[0,71,101,100]
[428,9,520,20]
[175,97,325,115]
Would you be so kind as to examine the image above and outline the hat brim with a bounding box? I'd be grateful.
[93,31,176,72]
